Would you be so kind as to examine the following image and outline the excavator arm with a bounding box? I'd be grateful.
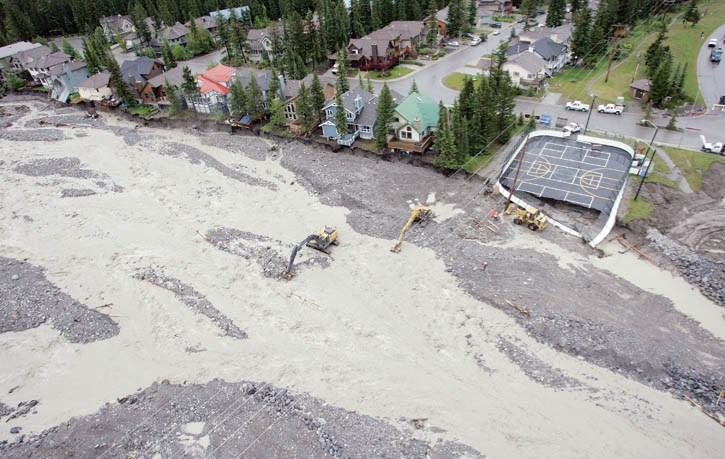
[282,235,317,280]
[390,206,433,253]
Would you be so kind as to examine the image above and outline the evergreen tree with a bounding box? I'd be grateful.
[50,42,61,53]
[358,71,365,88]
[164,80,184,115]
[306,13,325,67]
[683,0,700,27]
[488,44,516,142]
[350,0,365,38]
[82,38,100,74]
[296,84,315,134]
[458,76,475,120]
[359,0,373,34]
[107,56,134,104]
[466,0,477,33]
[161,39,176,69]
[546,0,566,28]
[649,55,673,107]
[426,0,439,48]
[310,74,326,116]
[335,48,350,93]
[644,21,667,77]
[334,90,348,140]
[446,0,464,37]
[131,2,152,47]
[470,77,491,154]
[669,63,682,97]
[409,79,419,94]
[366,73,374,94]
[246,74,266,118]
[229,77,247,116]
[434,102,458,169]
[675,62,687,98]
[665,109,677,130]
[181,66,198,95]
[374,83,395,149]
[521,0,538,28]
[267,97,288,131]
[62,38,79,60]
[451,101,470,160]
[570,7,591,65]
[570,0,583,13]
[268,67,281,103]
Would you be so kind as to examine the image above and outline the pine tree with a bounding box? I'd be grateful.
[267,97,288,132]
[446,0,463,37]
[546,0,566,28]
[335,48,350,93]
[50,42,61,53]
[666,109,677,130]
[409,79,419,94]
[360,0,373,34]
[451,102,470,160]
[229,77,247,116]
[684,0,700,27]
[458,76,475,120]
[161,39,176,69]
[488,44,516,142]
[334,90,348,140]
[246,74,266,119]
[434,102,458,169]
[426,0,439,48]
[350,0,365,38]
[181,66,198,95]
[62,38,79,60]
[296,84,315,134]
[570,7,592,66]
[570,0,582,13]
[521,0,538,27]
[644,21,667,77]
[675,62,688,98]
[107,56,134,104]
[649,56,673,107]
[374,83,395,149]
[470,77,491,154]
[466,0,477,33]
[164,80,184,114]
[366,74,374,94]
[359,72,366,88]
[268,67,281,103]
[131,2,152,47]
[310,74,326,116]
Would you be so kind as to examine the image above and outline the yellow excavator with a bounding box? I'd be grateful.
[282,226,339,280]
[505,203,548,231]
[390,205,434,253]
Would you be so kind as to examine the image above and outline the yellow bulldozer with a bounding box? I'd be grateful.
[505,203,548,232]
[282,226,339,280]
[390,205,434,253]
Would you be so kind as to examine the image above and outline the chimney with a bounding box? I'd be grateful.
[528,44,535,53]
[277,74,286,99]
[413,117,421,131]
[372,44,379,60]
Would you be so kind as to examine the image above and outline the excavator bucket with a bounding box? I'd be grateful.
[390,205,434,253]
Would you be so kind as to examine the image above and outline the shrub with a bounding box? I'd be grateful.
[401,59,424,66]
[6,73,26,91]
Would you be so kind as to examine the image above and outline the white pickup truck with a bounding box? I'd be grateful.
[565,100,589,111]
[597,103,624,115]
[700,135,724,154]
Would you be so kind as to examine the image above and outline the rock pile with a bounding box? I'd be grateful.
[647,228,725,306]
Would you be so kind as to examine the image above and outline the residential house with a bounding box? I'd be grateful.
[124,18,157,49]
[369,21,425,58]
[346,38,398,71]
[76,72,113,101]
[185,64,237,114]
[48,61,89,102]
[508,37,568,76]
[100,15,135,41]
[246,24,283,63]
[280,74,335,134]
[12,45,51,76]
[425,6,449,38]
[518,23,573,46]
[319,87,402,145]
[26,52,71,88]
[479,52,547,91]
[210,6,251,26]
[189,15,219,39]
[630,79,651,103]
[389,91,440,153]
[141,62,207,104]
[159,22,189,47]
[120,56,164,104]
[0,41,41,79]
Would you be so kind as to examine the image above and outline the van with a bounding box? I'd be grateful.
[331,63,339,74]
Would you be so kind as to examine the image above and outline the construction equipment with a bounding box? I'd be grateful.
[390,205,434,253]
[282,226,339,280]
[505,203,548,232]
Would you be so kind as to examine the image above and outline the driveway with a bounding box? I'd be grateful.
[698,25,725,108]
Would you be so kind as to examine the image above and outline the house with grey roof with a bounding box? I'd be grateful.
[478,51,548,91]
[141,62,207,104]
[120,56,164,103]
[12,45,51,74]
[26,52,71,88]
[507,37,568,76]
[0,41,41,79]
[319,87,403,146]
[76,72,113,102]
[100,15,136,41]
[210,6,251,25]
[518,23,573,46]
[280,75,336,135]
[367,21,425,58]
[246,24,284,63]
[49,61,89,103]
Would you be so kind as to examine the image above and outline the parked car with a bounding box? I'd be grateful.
[708,38,718,47]
[447,40,460,47]
[562,122,582,134]
[490,22,502,28]
[597,103,624,115]
[331,63,339,74]
[565,100,590,111]
[492,30,500,36]
[470,37,482,46]
[537,9,546,15]
[719,95,725,105]
[463,32,474,39]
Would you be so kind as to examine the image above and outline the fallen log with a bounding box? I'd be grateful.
[505,299,530,317]
[684,395,725,426]
[615,234,654,264]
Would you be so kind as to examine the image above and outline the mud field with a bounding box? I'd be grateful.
[0,98,723,458]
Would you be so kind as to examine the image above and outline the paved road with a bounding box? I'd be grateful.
[698,25,725,108]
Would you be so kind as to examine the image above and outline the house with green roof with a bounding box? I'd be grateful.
[389,91,439,154]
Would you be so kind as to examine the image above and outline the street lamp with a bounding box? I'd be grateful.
[583,94,596,135]
[634,126,660,201]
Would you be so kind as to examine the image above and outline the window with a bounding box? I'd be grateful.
[361,125,371,133]
[285,103,297,120]
[400,126,413,140]
[326,108,334,118]
[512,71,520,77]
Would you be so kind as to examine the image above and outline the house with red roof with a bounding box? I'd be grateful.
[186,64,237,114]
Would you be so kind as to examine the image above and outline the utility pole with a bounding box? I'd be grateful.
[631,53,641,83]
[604,26,619,84]
[634,126,660,201]
[583,94,596,135]
[505,126,532,211]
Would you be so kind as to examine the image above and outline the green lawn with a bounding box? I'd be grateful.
[548,60,610,102]
[462,152,495,174]
[367,67,414,80]
[128,105,159,118]
[622,195,654,223]
[443,72,480,91]
[661,146,725,191]
[662,0,725,101]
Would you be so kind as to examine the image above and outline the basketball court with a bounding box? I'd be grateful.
[499,136,631,215]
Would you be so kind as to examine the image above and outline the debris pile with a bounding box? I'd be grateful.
[647,228,725,306]
[0,257,119,343]
[134,268,247,339]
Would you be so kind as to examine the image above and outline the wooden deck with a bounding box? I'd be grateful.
[388,136,433,153]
